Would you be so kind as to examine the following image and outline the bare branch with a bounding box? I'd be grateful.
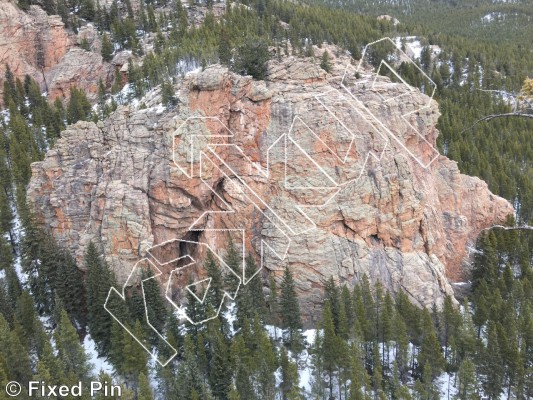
[462,80,533,133]
[479,224,533,233]
[476,88,520,112]
[476,112,533,121]
[460,112,533,134]
[476,88,517,97]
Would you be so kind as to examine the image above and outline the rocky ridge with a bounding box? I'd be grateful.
[0,0,114,102]
[27,51,513,322]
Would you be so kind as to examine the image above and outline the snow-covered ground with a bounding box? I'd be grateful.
[83,334,114,375]
[298,329,318,395]
[223,301,237,335]
[481,12,502,23]
[436,372,458,399]
[267,325,463,399]
[393,36,440,61]
[265,324,283,340]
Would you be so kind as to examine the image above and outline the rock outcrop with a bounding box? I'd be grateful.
[0,2,69,99]
[0,1,114,102]
[45,48,114,100]
[27,53,513,323]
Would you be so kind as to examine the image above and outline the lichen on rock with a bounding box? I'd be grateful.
[0,1,114,103]
[27,53,513,323]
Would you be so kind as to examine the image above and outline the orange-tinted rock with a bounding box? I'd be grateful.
[27,55,514,322]
[0,1,113,103]
[45,48,115,101]
[0,2,70,100]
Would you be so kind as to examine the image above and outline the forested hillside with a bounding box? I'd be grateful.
[306,0,533,46]
[303,0,533,225]
[0,0,532,398]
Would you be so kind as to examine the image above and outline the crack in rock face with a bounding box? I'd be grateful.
[0,2,114,104]
[27,51,513,323]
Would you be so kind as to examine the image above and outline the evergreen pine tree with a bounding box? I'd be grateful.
[181,334,211,398]
[80,0,96,21]
[185,276,207,337]
[253,318,278,399]
[371,340,383,394]
[231,334,255,400]
[320,50,332,73]
[0,316,32,383]
[440,295,461,361]
[267,274,280,333]
[66,87,93,124]
[20,222,54,314]
[455,358,479,400]
[456,299,478,361]
[279,268,303,352]
[80,37,91,52]
[0,238,18,316]
[15,290,39,347]
[480,322,504,399]
[394,315,410,385]
[321,299,343,399]
[3,65,17,106]
[341,285,355,336]
[161,80,176,107]
[85,241,117,355]
[472,281,490,338]
[348,340,371,400]
[138,372,153,400]
[472,231,499,289]
[0,190,14,241]
[54,310,92,385]
[223,236,242,297]
[147,5,157,32]
[234,39,270,80]
[414,364,440,400]
[0,278,14,324]
[33,359,55,392]
[280,347,302,400]
[127,289,145,325]
[120,320,149,388]
[310,329,326,399]
[55,247,87,328]
[236,253,266,329]
[101,33,113,62]
[418,309,445,380]
[108,321,126,375]
[141,267,167,338]
[218,29,232,66]
[228,384,241,400]
[381,291,395,370]
[204,251,224,314]
[324,277,340,332]
[207,320,232,399]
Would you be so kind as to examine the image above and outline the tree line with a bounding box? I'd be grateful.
[1,219,532,399]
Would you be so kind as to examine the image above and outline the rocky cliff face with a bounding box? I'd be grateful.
[27,52,513,323]
[0,0,114,102]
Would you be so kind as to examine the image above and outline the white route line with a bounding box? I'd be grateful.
[342,37,440,169]
[104,257,179,367]
[186,277,212,304]
[198,149,293,281]
[161,240,242,326]
[106,36,463,366]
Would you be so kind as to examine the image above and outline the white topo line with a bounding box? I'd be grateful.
[105,36,485,366]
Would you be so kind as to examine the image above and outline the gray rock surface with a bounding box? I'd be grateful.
[27,54,513,323]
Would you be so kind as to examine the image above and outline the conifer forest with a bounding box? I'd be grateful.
[0,0,532,398]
